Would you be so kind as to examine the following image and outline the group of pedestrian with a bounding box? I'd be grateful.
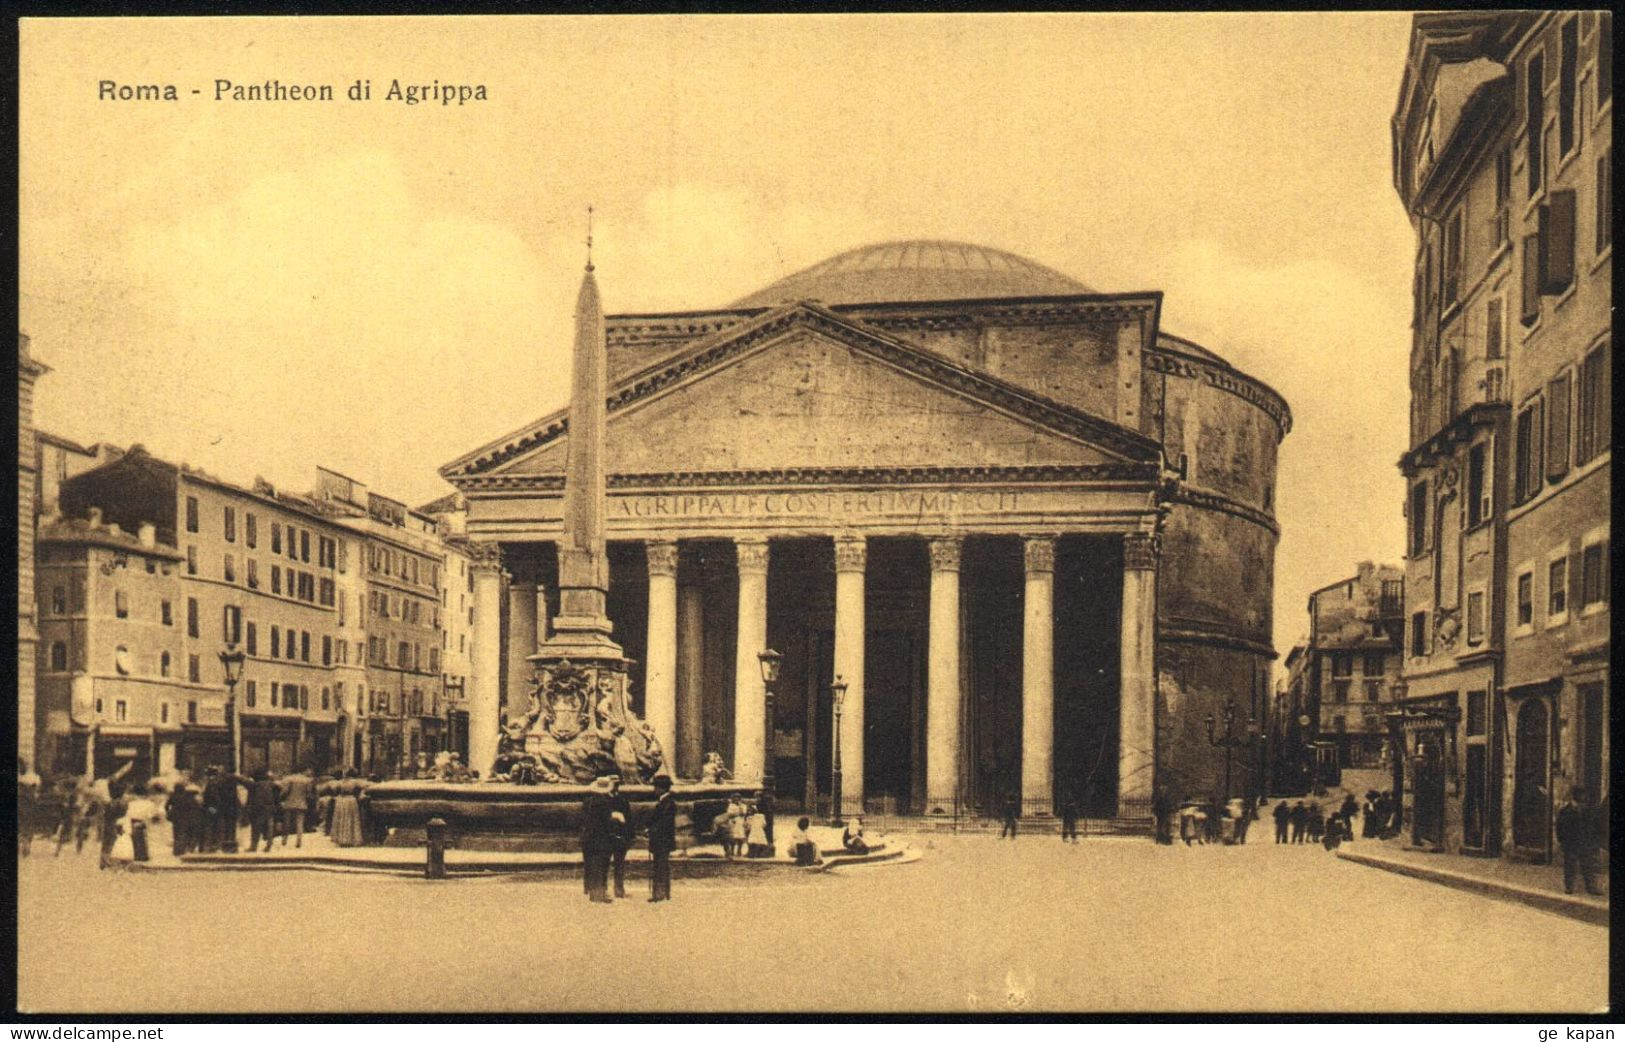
[580,773,681,903]
[1271,790,1390,849]
[1175,796,1258,845]
[1360,790,1401,838]
[717,791,775,859]
[19,759,378,866]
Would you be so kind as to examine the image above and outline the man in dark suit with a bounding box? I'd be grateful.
[581,775,617,903]
[647,774,677,903]
[1556,786,1603,896]
[1273,798,1290,844]
[201,766,247,853]
[606,775,632,899]
[1000,791,1019,840]
[245,769,282,852]
[165,778,201,856]
[1289,800,1308,843]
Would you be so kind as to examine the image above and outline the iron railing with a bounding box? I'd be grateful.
[804,795,1156,835]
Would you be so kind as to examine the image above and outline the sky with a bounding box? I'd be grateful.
[20,13,1420,674]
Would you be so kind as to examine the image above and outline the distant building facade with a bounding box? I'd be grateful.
[36,431,108,520]
[420,491,477,767]
[1392,11,1610,858]
[46,450,352,778]
[18,333,49,768]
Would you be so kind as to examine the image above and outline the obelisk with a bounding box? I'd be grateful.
[541,218,621,660]
[519,216,670,785]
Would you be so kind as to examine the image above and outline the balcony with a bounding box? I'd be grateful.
[1379,581,1405,618]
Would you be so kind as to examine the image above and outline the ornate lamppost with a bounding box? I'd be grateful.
[219,644,246,774]
[1204,697,1260,802]
[829,675,848,826]
[757,648,782,796]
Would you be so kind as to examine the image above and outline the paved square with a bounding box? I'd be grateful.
[16,834,1608,1014]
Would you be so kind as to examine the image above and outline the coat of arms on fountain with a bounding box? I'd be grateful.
[519,659,666,784]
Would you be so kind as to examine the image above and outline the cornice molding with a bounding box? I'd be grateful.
[1144,348,1293,438]
[457,462,1163,494]
[1160,620,1277,659]
[1398,401,1508,475]
[1167,486,1281,537]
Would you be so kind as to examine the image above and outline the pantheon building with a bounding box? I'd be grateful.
[442,241,1290,820]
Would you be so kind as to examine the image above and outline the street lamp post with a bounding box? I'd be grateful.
[1204,697,1261,802]
[829,675,848,827]
[219,645,246,775]
[757,648,782,796]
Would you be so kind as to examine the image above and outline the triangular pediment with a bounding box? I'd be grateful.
[443,303,1159,482]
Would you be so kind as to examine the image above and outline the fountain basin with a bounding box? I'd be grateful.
[362,779,763,852]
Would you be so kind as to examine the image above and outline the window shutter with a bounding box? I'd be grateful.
[1599,155,1613,252]
[1520,234,1542,324]
[1486,298,1503,359]
[1540,189,1576,293]
[1531,397,1545,492]
[1547,373,1571,478]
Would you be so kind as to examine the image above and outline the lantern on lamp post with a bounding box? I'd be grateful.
[756,648,782,795]
[219,644,246,775]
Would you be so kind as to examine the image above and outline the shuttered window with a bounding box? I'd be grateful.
[1575,340,1611,463]
[1540,189,1576,294]
[1547,372,1572,479]
[1521,234,1542,324]
[1443,209,1463,306]
[1559,17,1578,157]
[1527,52,1545,195]
[1486,297,1504,359]
[1598,155,1612,252]
[1514,398,1545,503]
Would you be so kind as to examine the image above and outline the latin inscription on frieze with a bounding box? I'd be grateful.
[613,488,1022,520]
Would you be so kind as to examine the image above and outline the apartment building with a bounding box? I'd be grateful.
[1392,10,1610,858]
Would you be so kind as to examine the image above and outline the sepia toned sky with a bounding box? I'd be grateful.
[20,13,1418,668]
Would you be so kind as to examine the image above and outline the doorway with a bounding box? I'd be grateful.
[1411,729,1445,848]
[1512,698,1552,858]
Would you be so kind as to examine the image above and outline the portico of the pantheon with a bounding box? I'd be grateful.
[442,241,1291,819]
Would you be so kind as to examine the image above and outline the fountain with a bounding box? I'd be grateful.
[365,224,757,851]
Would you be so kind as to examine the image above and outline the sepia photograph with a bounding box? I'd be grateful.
[12,10,1614,1018]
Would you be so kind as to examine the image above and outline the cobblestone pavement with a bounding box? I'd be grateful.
[16,832,1608,1015]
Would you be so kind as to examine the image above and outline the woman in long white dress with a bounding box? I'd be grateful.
[107,783,162,868]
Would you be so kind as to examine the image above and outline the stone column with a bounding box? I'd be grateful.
[506,577,538,716]
[644,540,679,772]
[468,543,505,778]
[926,536,963,813]
[834,535,867,817]
[676,549,706,779]
[732,538,770,785]
[1021,535,1056,814]
[1119,532,1159,814]
[534,582,550,644]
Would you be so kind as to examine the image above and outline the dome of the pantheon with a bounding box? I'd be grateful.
[730,240,1094,309]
